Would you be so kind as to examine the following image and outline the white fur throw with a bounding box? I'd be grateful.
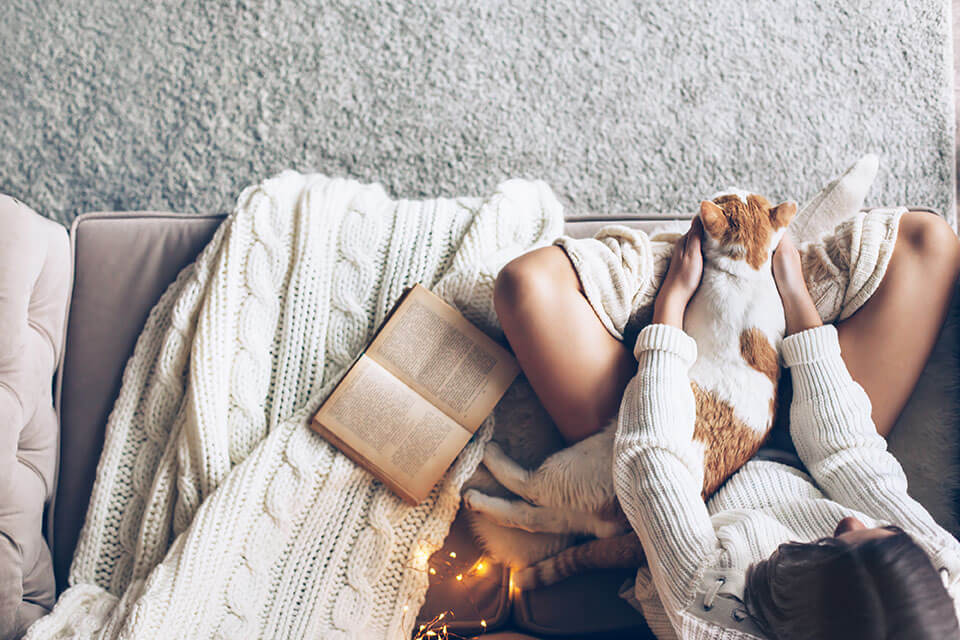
[24,173,564,639]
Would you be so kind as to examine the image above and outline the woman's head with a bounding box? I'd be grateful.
[743,520,958,640]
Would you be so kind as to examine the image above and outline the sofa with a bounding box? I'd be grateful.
[4,201,951,639]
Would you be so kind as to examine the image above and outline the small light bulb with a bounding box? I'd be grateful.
[481,619,487,628]
[449,551,457,558]
[429,568,436,575]
[456,574,463,581]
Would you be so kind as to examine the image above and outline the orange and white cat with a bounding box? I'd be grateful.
[464,191,797,587]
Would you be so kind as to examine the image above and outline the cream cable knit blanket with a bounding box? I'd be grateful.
[25,172,565,639]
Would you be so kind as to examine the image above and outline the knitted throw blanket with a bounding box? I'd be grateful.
[26,172,565,639]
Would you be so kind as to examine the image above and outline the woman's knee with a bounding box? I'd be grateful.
[494,246,581,319]
[896,211,960,281]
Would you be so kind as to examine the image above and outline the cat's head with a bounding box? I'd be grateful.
[698,190,796,271]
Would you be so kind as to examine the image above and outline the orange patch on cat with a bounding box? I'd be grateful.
[533,384,775,588]
[701,195,797,270]
[691,383,768,496]
[739,327,779,384]
[710,195,773,269]
[521,381,781,588]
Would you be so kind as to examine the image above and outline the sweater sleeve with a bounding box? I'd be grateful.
[613,323,722,617]
[784,324,960,567]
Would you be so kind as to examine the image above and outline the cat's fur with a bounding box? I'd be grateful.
[464,191,796,588]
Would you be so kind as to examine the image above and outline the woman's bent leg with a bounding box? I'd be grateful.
[494,246,636,444]
[496,211,960,445]
[836,211,960,437]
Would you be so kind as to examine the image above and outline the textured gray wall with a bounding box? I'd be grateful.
[1,0,955,227]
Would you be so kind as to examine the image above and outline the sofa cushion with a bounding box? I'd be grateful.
[0,195,70,635]
[54,212,225,593]
[416,510,512,632]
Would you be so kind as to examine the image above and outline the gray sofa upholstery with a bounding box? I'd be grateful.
[53,213,225,597]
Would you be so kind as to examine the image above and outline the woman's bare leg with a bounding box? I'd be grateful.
[494,246,636,444]
[495,211,960,445]
[836,211,960,437]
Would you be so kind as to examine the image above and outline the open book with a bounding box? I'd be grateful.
[311,283,520,504]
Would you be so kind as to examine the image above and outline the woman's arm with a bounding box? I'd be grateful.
[615,323,723,614]
[614,218,723,617]
[775,235,960,560]
[785,324,960,550]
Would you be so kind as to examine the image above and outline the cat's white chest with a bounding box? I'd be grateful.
[683,267,784,433]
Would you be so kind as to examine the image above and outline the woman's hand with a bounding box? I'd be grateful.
[772,233,823,336]
[653,216,704,328]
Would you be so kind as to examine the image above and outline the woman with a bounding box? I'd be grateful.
[493,210,960,638]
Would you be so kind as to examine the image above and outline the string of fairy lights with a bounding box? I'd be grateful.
[404,546,506,640]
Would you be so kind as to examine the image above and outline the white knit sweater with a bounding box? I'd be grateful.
[614,322,960,639]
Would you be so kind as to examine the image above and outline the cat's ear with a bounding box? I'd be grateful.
[769,202,797,229]
[699,201,727,237]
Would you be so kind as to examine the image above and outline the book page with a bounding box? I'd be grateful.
[367,284,519,431]
[311,354,473,503]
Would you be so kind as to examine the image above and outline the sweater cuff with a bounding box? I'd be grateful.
[633,323,698,364]
[781,324,841,367]
[782,324,855,401]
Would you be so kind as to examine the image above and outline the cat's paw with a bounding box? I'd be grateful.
[462,489,484,510]
[482,441,510,468]
[463,489,509,522]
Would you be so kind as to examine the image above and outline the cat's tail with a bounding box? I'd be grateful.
[512,532,645,589]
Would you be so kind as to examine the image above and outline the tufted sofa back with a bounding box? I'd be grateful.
[0,195,70,634]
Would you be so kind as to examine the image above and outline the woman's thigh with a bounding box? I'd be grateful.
[836,211,960,438]
[496,211,960,445]
[494,245,636,444]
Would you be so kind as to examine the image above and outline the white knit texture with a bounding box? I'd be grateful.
[553,206,907,347]
[787,154,879,247]
[615,323,960,638]
[23,172,564,639]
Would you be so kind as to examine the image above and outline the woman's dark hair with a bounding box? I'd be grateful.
[743,528,959,639]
